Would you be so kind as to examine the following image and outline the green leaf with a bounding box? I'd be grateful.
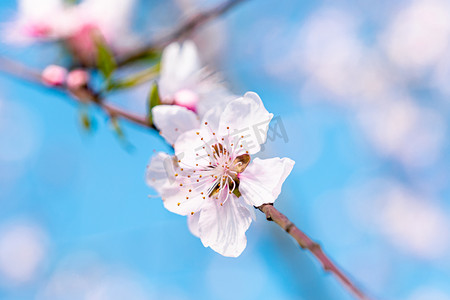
[107,63,160,91]
[110,116,135,152]
[78,106,96,133]
[96,38,117,80]
[147,82,161,124]
[110,116,124,138]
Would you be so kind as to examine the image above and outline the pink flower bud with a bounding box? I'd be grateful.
[173,89,199,112]
[41,65,67,86]
[66,69,90,89]
[25,24,52,38]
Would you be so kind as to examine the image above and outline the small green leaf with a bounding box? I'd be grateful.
[110,116,135,152]
[107,63,160,91]
[81,113,91,131]
[111,116,124,138]
[96,38,117,80]
[147,82,161,124]
[78,106,96,133]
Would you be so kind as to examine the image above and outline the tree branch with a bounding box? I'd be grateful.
[0,56,153,129]
[258,203,371,300]
[116,0,248,66]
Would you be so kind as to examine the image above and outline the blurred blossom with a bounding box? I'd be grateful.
[382,0,450,73]
[37,254,151,300]
[66,69,90,90]
[0,220,48,285]
[348,180,450,259]
[281,5,448,169]
[408,286,450,300]
[296,9,367,103]
[41,64,67,87]
[158,41,234,116]
[5,0,137,64]
[152,40,236,145]
[356,97,446,168]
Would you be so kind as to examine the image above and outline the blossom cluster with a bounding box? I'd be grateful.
[6,1,295,257]
[6,0,136,65]
[146,41,295,257]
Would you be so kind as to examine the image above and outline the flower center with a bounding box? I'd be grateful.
[208,143,250,199]
[174,123,253,209]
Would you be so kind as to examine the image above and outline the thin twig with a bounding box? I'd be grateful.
[258,203,371,300]
[116,0,248,66]
[0,56,153,129]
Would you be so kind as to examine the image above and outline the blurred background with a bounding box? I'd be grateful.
[0,0,450,299]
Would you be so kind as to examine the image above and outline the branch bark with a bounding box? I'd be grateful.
[116,0,248,66]
[258,203,371,300]
[0,56,153,129]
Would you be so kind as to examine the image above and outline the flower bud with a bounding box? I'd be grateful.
[173,89,199,112]
[66,69,90,90]
[41,65,67,86]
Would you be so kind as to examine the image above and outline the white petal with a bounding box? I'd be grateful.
[239,157,295,207]
[145,152,176,195]
[159,41,201,99]
[162,187,205,216]
[19,0,63,20]
[200,104,224,132]
[152,105,200,145]
[218,92,273,155]
[198,196,253,257]
[160,42,180,87]
[174,127,216,167]
[187,213,200,238]
[146,152,205,216]
[177,41,201,82]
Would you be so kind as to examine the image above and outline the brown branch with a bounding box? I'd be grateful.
[0,56,153,129]
[116,0,248,66]
[258,203,372,300]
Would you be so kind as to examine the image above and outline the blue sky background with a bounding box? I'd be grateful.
[0,0,449,299]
